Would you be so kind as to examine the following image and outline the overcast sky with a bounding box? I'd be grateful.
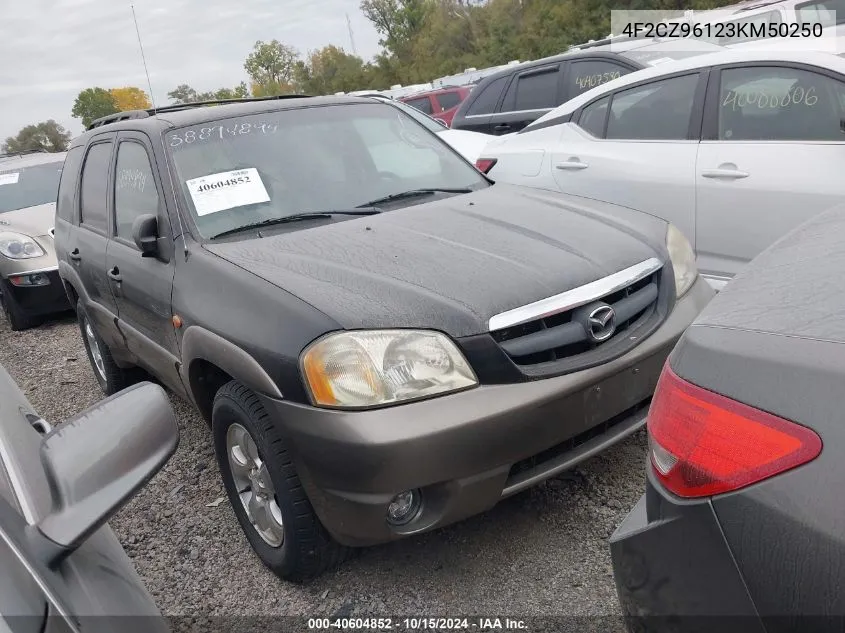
[1,0,382,143]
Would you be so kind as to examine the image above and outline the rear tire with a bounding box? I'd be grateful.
[1,282,39,331]
[76,299,131,395]
[212,380,349,582]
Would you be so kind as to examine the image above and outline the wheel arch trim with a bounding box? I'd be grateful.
[181,326,283,400]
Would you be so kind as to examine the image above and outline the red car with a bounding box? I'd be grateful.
[400,86,472,127]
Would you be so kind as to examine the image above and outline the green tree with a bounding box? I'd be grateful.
[244,40,300,92]
[361,0,431,68]
[167,84,201,104]
[71,87,118,128]
[2,120,71,154]
[357,0,743,88]
[295,45,368,95]
[168,82,251,104]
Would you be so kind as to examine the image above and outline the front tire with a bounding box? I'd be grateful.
[212,381,348,582]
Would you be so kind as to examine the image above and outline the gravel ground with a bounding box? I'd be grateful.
[0,312,649,622]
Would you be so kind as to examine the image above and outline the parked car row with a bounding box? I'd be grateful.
[475,48,845,288]
[1,40,844,628]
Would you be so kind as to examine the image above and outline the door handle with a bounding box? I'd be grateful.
[107,267,122,282]
[555,159,589,171]
[69,248,81,262]
[493,124,512,132]
[701,167,749,180]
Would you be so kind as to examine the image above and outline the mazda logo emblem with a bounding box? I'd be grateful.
[587,305,616,342]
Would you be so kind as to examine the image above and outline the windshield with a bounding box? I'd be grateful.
[0,159,64,214]
[166,102,486,239]
[384,99,446,134]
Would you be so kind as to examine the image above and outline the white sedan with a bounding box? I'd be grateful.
[478,49,845,289]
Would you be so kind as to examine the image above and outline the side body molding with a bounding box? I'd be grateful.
[180,326,283,400]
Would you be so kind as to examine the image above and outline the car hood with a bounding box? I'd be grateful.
[437,129,495,163]
[0,203,55,237]
[205,184,668,337]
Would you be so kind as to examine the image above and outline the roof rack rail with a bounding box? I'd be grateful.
[568,32,657,51]
[87,110,150,130]
[86,94,314,131]
[149,93,313,115]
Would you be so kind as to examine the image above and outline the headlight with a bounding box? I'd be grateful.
[0,232,45,259]
[301,329,478,408]
[666,224,697,298]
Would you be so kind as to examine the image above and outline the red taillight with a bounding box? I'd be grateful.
[647,364,822,498]
[475,158,498,174]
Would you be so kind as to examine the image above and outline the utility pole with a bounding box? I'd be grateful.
[346,13,358,56]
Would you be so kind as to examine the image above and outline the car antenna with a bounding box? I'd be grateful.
[130,4,158,113]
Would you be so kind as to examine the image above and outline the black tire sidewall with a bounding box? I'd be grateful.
[1,281,35,331]
[76,300,122,394]
[212,382,338,582]
[212,386,296,572]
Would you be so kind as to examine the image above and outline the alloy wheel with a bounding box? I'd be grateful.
[226,423,285,548]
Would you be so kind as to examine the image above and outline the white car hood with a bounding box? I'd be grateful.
[437,129,496,163]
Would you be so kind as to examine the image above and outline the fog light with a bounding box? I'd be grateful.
[386,489,421,526]
[9,273,50,287]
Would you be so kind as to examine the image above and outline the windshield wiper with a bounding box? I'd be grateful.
[356,187,473,208]
[209,209,381,240]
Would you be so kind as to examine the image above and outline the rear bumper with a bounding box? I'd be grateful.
[262,277,713,547]
[1,269,71,317]
[609,470,765,633]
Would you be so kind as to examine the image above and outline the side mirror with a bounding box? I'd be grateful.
[31,382,178,566]
[132,214,159,257]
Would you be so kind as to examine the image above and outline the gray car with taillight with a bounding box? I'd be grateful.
[0,150,72,330]
[53,94,713,582]
[610,202,845,630]
[0,361,178,631]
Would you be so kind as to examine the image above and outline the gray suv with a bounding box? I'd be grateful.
[54,95,713,581]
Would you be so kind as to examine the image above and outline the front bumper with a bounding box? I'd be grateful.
[1,269,71,317]
[261,277,713,547]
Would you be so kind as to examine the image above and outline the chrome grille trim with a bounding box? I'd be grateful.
[488,257,664,332]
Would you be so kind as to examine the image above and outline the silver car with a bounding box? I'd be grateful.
[0,361,177,632]
[480,49,845,290]
[0,150,70,330]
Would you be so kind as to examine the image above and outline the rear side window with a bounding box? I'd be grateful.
[717,66,845,141]
[466,76,508,115]
[578,96,611,137]
[79,143,113,232]
[56,147,84,223]
[405,97,433,115]
[796,0,843,25]
[114,142,159,240]
[607,74,699,140]
[506,67,560,111]
[567,60,632,97]
[437,92,462,111]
